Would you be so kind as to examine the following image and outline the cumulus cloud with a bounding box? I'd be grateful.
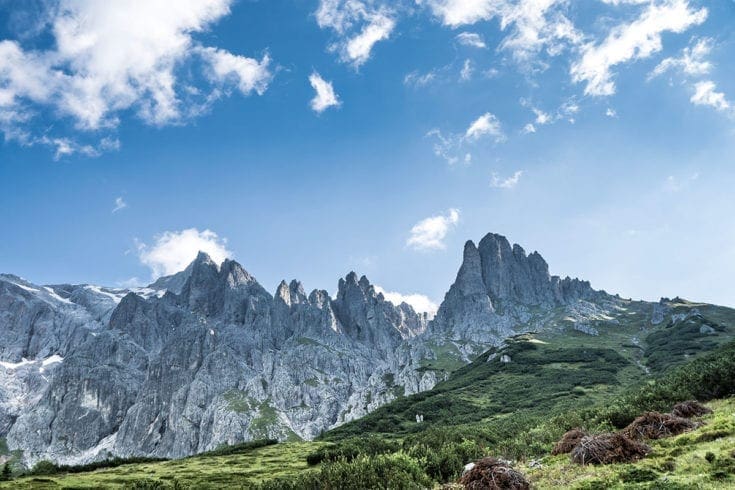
[465,112,505,141]
[571,0,707,96]
[374,286,438,317]
[112,197,128,213]
[315,0,396,67]
[309,72,341,113]
[407,208,460,251]
[0,0,272,156]
[490,170,523,188]
[137,228,233,279]
[455,31,487,48]
[690,81,730,112]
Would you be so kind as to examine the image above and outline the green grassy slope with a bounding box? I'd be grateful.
[324,299,735,441]
[522,397,735,489]
[0,441,324,489]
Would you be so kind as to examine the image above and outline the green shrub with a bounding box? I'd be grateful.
[259,453,430,490]
[28,460,57,476]
[305,436,400,465]
[619,466,659,483]
[195,438,277,457]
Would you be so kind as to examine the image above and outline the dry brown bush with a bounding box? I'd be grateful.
[623,411,696,440]
[551,428,587,455]
[571,433,651,465]
[671,400,712,418]
[459,457,530,490]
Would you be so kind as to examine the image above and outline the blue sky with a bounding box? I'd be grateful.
[1,0,734,312]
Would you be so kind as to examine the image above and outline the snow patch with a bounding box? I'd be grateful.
[0,358,34,370]
[84,285,126,303]
[15,283,40,293]
[43,287,73,304]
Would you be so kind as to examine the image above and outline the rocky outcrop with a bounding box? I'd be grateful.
[429,233,604,353]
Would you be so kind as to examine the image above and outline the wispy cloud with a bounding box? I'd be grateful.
[315,0,395,68]
[465,112,505,142]
[571,0,707,96]
[404,70,437,88]
[112,197,128,213]
[490,170,523,189]
[460,59,474,81]
[407,208,460,251]
[428,112,505,164]
[648,37,713,80]
[455,32,486,49]
[309,72,341,113]
[422,0,582,69]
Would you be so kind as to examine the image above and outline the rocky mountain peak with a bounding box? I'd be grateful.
[221,259,255,288]
[275,280,308,306]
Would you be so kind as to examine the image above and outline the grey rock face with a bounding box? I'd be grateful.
[0,254,433,465]
[429,233,605,354]
[0,232,613,465]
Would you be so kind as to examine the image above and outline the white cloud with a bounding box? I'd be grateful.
[465,112,505,141]
[404,70,437,87]
[427,129,461,164]
[309,72,341,113]
[427,112,505,164]
[407,208,460,251]
[112,197,127,213]
[646,38,731,114]
[520,97,577,130]
[571,0,707,96]
[455,31,487,48]
[200,48,272,97]
[490,170,523,188]
[690,81,730,112]
[460,58,474,80]
[374,286,438,317]
[420,0,499,27]
[648,37,713,80]
[421,0,582,67]
[0,0,271,156]
[137,228,233,279]
[316,0,396,67]
[606,108,617,118]
[533,107,551,125]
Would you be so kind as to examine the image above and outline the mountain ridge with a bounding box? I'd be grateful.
[0,231,725,467]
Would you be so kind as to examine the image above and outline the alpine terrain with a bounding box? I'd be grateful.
[0,232,733,476]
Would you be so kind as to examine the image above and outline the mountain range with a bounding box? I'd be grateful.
[0,232,729,467]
